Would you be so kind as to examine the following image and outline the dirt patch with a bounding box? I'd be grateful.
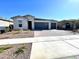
[0,43,32,59]
[0,30,34,39]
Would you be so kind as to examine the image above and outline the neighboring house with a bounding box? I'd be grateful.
[0,19,13,33]
[11,15,57,30]
[58,20,79,30]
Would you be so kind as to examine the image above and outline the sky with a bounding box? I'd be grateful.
[0,0,79,20]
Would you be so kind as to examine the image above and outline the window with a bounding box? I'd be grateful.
[19,24,22,27]
[18,20,22,27]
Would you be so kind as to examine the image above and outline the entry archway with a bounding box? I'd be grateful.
[65,23,71,30]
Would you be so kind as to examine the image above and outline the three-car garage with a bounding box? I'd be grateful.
[34,22,57,30]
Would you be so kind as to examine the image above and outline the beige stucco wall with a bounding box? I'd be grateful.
[13,17,28,30]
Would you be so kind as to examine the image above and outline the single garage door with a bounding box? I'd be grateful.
[35,22,49,30]
[51,23,56,29]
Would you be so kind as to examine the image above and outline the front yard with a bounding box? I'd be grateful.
[0,30,34,39]
[0,29,79,39]
[0,43,32,59]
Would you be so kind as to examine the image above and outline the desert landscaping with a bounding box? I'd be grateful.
[0,29,79,39]
[0,30,34,39]
[0,43,32,59]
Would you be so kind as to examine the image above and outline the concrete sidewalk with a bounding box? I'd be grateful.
[0,35,79,59]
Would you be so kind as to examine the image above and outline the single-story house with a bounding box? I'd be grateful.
[11,15,57,30]
[58,20,79,30]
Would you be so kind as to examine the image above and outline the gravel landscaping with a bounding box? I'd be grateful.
[0,43,32,59]
[0,30,34,39]
[0,29,79,39]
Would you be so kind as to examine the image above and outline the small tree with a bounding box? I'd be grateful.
[5,27,9,32]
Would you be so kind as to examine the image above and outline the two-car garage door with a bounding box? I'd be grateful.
[34,22,56,30]
[35,22,49,30]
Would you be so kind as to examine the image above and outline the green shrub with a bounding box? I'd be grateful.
[5,27,10,32]
[13,46,27,57]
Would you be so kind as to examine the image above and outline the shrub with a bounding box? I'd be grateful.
[5,27,9,32]
[13,46,27,57]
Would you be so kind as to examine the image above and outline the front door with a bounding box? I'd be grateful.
[65,23,71,30]
[28,21,32,30]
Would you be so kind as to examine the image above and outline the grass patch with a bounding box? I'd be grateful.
[0,46,12,53]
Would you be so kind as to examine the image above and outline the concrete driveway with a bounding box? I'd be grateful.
[34,30,78,37]
[30,35,79,59]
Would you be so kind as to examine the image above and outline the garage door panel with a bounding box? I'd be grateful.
[35,22,49,30]
[51,23,56,29]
